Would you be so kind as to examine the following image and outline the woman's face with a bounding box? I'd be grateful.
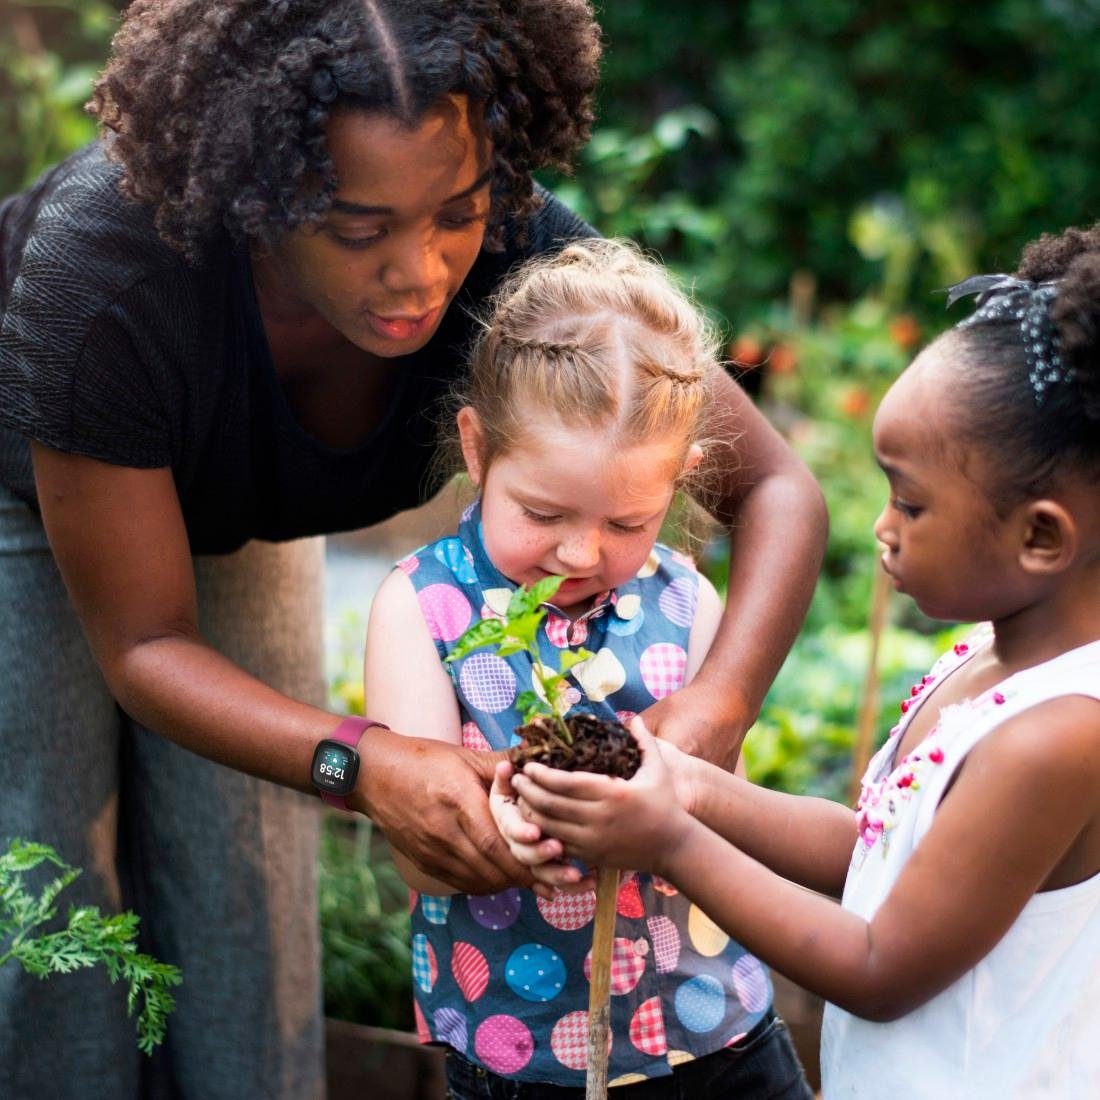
[257,94,492,357]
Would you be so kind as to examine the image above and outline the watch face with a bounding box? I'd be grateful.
[311,740,360,796]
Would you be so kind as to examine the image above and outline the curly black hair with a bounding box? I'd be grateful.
[88,0,601,259]
[942,222,1100,512]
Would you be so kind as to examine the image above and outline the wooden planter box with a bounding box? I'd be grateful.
[326,1018,446,1099]
[326,974,822,1098]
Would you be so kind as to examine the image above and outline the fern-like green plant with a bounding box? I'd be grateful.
[445,575,593,744]
[0,838,182,1054]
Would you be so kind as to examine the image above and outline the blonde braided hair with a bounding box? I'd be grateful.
[454,238,724,491]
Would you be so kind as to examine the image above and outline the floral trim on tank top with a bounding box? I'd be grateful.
[854,624,1015,859]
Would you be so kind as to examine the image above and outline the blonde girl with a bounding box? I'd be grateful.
[365,240,813,1097]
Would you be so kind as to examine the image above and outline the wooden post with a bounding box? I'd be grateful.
[848,563,892,805]
[585,866,620,1099]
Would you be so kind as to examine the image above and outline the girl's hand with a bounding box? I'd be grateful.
[490,761,591,898]
[511,721,696,876]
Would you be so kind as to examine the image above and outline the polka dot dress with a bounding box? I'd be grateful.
[398,500,773,1084]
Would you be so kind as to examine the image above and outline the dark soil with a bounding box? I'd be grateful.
[509,713,641,779]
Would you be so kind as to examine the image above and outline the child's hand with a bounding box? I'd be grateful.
[490,761,591,898]
[510,721,696,876]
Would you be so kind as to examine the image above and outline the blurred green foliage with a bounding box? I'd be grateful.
[1,2,121,191]
[556,0,1100,328]
[7,1,1100,330]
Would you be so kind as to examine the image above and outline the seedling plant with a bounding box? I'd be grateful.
[447,575,640,1098]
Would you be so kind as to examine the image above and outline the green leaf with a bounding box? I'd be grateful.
[1,839,180,1053]
[507,576,564,618]
[445,619,506,662]
[559,648,594,673]
[500,611,546,650]
[516,691,549,723]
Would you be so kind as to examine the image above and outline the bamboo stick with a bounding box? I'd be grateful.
[848,562,892,805]
[585,866,620,1099]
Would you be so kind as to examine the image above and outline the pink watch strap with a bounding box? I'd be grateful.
[321,716,389,811]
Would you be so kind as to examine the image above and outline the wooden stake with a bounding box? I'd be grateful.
[585,866,620,1099]
[848,563,892,805]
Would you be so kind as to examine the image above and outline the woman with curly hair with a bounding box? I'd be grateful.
[0,2,826,1096]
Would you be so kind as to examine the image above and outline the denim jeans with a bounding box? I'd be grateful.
[444,1011,813,1099]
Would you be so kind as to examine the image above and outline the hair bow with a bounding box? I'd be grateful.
[944,272,1069,403]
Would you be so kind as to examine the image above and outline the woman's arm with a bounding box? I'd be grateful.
[32,443,530,894]
[516,699,1100,1019]
[646,371,827,768]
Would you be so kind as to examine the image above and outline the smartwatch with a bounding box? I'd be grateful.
[311,716,389,812]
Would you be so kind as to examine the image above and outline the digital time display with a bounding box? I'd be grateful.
[311,741,359,795]
[318,748,347,780]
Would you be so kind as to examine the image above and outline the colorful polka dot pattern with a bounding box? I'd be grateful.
[733,954,770,1013]
[434,1006,468,1052]
[658,576,698,628]
[412,934,437,993]
[536,889,597,931]
[616,875,645,918]
[461,721,492,752]
[630,996,668,1056]
[475,1015,534,1075]
[420,895,451,925]
[506,943,567,1002]
[551,1010,609,1071]
[583,937,646,995]
[413,998,431,1043]
[688,904,730,957]
[434,537,479,584]
[571,647,627,702]
[675,975,727,1033]
[459,652,517,713]
[639,643,688,700]
[468,889,522,931]
[402,508,771,1085]
[452,942,490,1002]
[608,607,645,636]
[647,915,682,974]
[417,584,473,643]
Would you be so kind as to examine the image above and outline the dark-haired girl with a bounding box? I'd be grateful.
[504,224,1100,1096]
[0,2,826,1096]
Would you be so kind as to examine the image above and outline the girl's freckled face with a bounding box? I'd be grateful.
[477,418,686,615]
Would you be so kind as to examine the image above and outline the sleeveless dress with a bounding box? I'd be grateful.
[821,626,1100,1098]
[397,501,773,1086]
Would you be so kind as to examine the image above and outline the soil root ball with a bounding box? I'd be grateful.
[509,714,640,779]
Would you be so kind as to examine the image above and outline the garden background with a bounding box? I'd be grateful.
[5,0,1100,1042]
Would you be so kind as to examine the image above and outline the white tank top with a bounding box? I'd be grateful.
[820,628,1100,1098]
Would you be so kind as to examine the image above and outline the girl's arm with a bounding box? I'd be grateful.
[514,698,1100,1019]
[683,754,856,896]
[363,569,469,896]
[645,371,828,768]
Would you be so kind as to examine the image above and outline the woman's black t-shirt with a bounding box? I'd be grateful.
[0,143,594,553]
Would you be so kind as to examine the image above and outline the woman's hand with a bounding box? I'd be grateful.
[356,730,537,895]
[639,683,744,770]
[510,721,696,876]
[490,761,592,899]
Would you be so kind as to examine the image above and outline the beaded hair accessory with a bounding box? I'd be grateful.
[945,273,1071,403]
